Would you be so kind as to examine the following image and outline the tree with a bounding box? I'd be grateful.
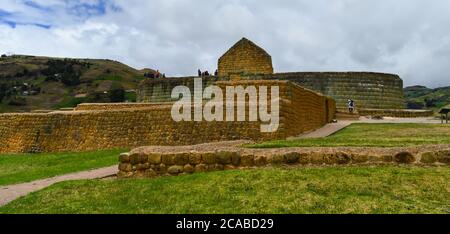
[406,101,424,110]
[0,83,7,101]
[109,84,125,102]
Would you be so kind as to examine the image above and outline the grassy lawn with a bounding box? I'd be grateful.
[0,149,125,186]
[1,166,448,214]
[250,123,450,148]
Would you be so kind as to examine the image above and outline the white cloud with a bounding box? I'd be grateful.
[1,0,450,87]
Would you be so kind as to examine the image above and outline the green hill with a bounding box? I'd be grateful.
[404,85,450,111]
[0,54,156,113]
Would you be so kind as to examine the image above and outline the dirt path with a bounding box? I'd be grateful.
[292,117,442,139]
[0,166,118,207]
[291,121,353,139]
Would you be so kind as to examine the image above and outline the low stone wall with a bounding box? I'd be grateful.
[358,108,434,118]
[117,141,450,178]
[75,103,172,111]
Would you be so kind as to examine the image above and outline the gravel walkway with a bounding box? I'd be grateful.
[0,166,118,207]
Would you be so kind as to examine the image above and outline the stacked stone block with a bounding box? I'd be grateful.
[0,81,335,153]
[358,108,433,118]
[118,142,450,178]
[247,72,405,110]
[218,38,273,77]
[138,72,405,111]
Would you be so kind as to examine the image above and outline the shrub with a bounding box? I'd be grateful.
[110,85,125,102]
[8,97,27,106]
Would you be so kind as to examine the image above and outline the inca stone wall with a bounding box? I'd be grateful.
[0,81,334,153]
[247,72,405,109]
[75,103,170,111]
[218,38,273,77]
[138,38,404,110]
[357,108,433,118]
[138,71,403,110]
[137,76,229,103]
[118,141,450,178]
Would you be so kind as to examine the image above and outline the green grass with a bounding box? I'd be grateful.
[54,96,86,109]
[0,149,125,186]
[97,74,123,81]
[250,123,450,148]
[125,92,137,102]
[1,166,448,214]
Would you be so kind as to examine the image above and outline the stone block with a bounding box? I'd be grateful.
[148,153,162,164]
[174,153,190,165]
[254,156,268,166]
[119,153,130,163]
[352,154,369,164]
[184,164,195,174]
[154,163,167,174]
[119,163,132,172]
[420,152,437,164]
[168,165,184,175]
[231,153,241,166]
[382,155,393,163]
[144,169,157,177]
[195,164,208,173]
[267,154,284,164]
[216,151,233,164]
[130,153,140,165]
[189,153,202,165]
[202,152,216,164]
[283,152,300,164]
[241,154,255,167]
[298,153,310,165]
[162,154,176,165]
[310,153,324,165]
[437,150,450,164]
[394,152,415,164]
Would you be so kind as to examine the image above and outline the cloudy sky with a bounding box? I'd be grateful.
[1,0,449,87]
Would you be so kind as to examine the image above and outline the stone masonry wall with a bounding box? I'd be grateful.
[247,72,405,110]
[0,81,334,153]
[137,72,404,110]
[118,141,450,178]
[137,76,229,103]
[358,108,433,118]
[218,38,273,77]
[75,103,172,111]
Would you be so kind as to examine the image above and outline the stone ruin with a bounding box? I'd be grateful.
[139,37,407,111]
[0,38,432,154]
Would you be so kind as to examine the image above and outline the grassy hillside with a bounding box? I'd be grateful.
[404,85,450,111]
[0,54,155,113]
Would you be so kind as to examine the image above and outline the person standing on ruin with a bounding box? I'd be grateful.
[348,99,355,113]
[198,69,202,77]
